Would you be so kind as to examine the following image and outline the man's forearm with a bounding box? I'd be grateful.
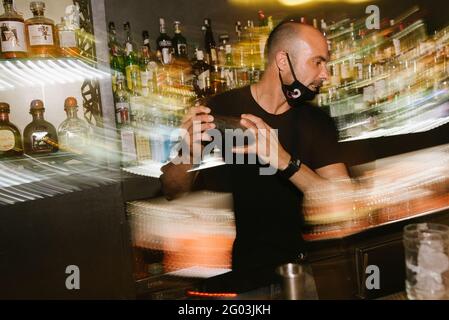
[160,162,198,200]
[289,164,328,193]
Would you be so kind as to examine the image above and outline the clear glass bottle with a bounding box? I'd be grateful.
[23,99,58,155]
[0,0,27,58]
[114,74,130,126]
[57,17,79,57]
[140,46,158,97]
[0,102,23,158]
[25,1,59,58]
[57,97,90,154]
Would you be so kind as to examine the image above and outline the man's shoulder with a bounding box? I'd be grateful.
[206,86,250,114]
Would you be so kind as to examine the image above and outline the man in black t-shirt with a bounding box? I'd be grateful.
[161,21,350,275]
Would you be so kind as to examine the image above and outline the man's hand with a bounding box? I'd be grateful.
[178,104,215,163]
[233,114,291,170]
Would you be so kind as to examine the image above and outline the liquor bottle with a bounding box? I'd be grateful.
[258,10,267,27]
[224,44,235,89]
[0,102,22,158]
[172,21,187,59]
[203,18,217,66]
[25,1,59,58]
[235,21,242,42]
[0,0,27,59]
[108,22,125,92]
[114,74,130,126]
[120,121,137,166]
[124,21,141,92]
[139,46,158,97]
[117,78,137,165]
[192,50,210,98]
[156,18,173,65]
[217,33,229,67]
[23,100,58,155]
[57,97,90,153]
[57,5,80,57]
[142,30,151,52]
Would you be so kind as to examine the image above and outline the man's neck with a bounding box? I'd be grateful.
[251,75,291,115]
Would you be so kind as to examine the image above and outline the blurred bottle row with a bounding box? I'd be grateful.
[108,12,274,166]
[316,7,449,140]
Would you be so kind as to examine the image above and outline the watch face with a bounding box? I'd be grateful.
[294,159,302,167]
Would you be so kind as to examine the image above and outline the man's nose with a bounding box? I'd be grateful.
[320,64,330,81]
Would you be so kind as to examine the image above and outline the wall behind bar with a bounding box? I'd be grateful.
[105,0,448,58]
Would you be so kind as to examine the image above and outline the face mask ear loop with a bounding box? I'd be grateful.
[285,52,299,82]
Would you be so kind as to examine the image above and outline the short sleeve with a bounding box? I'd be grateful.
[310,111,343,170]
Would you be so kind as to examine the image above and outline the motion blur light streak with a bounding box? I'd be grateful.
[0,59,110,90]
[127,144,449,273]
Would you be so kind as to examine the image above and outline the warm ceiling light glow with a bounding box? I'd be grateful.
[278,0,312,6]
[230,0,371,6]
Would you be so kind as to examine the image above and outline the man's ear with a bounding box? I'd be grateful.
[275,51,288,72]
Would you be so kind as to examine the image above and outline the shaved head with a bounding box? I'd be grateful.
[262,20,330,95]
[266,21,328,62]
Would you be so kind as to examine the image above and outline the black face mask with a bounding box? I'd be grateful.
[279,53,318,107]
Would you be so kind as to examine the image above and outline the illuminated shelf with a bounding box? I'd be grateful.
[0,153,120,206]
[122,160,165,179]
[0,58,110,91]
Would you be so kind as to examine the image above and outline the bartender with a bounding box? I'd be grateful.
[160,20,350,290]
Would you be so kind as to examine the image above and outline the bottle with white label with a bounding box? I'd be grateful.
[114,74,131,127]
[57,4,80,58]
[25,1,59,58]
[0,102,23,158]
[156,18,173,65]
[192,50,210,98]
[139,46,158,97]
[0,0,28,59]
[172,21,187,59]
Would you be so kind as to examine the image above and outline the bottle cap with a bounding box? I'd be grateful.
[30,1,45,12]
[0,102,10,113]
[64,97,78,110]
[30,100,45,112]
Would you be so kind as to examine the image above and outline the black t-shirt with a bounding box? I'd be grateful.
[196,86,342,272]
